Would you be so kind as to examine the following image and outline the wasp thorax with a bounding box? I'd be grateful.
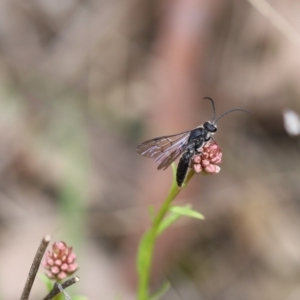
[204,121,217,133]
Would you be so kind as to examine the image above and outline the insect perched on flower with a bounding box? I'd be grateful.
[137,97,249,186]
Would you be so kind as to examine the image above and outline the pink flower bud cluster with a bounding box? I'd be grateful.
[43,241,78,281]
[191,142,222,175]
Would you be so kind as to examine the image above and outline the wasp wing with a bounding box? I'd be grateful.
[137,131,190,170]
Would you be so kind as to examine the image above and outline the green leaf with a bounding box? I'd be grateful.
[137,230,152,276]
[157,205,204,236]
[169,206,205,220]
[157,212,182,236]
[38,273,53,292]
[149,281,171,300]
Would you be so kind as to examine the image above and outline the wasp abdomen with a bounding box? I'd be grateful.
[176,151,193,186]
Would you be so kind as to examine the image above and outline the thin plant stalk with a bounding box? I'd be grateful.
[137,168,195,300]
[42,276,80,300]
[21,235,51,300]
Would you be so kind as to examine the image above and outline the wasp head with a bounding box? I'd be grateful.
[203,121,217,133]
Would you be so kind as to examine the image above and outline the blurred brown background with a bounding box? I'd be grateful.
[0,0,300,299]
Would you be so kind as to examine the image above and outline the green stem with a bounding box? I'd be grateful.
[137,168,195,300]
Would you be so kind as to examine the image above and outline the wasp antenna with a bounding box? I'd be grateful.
[203,97,216,121]
[215,108,251,124]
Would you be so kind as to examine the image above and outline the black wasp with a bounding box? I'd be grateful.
[137,97,249,187]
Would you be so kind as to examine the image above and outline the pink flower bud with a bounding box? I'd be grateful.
[43,241,78,281]
[191,142,222,175]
